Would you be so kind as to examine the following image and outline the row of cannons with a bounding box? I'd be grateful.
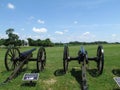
[1,45,104,90]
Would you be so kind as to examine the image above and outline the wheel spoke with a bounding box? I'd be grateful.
[10,49,14,56]
[8,53,12,58]
[9,61,14,70]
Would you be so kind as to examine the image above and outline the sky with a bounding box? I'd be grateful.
[0,0,120,43]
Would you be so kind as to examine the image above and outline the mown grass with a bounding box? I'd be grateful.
[0,44,120,90]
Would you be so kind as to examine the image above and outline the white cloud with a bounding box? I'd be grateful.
[74,21,78,24]
[83,32,90,36]
[111,34,119,42]
[33,27,47,33]
[21,28,25,31]
[38,19,45,24]
[13,32,19,35]
[80,32,96,41]
[29,16,35,20]
[54,29,68,35]
[112,34,116,37]
[55,31,63,35]
[52,31,96,42]
[7,3,15,9]
[64,29,69,32]
[0,34,8,39]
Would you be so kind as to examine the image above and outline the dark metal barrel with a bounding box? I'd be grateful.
[78,46,87,63]
[20,48,36,59]
[80,46,86,54]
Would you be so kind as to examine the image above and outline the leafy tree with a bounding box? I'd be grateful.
[36,39,42,46]
[5,28,19,46]
[27,38,54,47]
[0,39,5,46]
[21,40,28,46]
[27,38,33,46]
[44,38,54,46]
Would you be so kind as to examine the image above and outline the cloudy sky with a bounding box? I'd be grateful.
[0,0,120,43]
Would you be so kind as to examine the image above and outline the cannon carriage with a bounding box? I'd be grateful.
[3,46,46,83]
[63,45,104,90]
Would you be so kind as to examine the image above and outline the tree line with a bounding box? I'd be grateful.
[54,41,120,46]
[0,28,119,47]
[27,38,54,46]
[0,28,54,47]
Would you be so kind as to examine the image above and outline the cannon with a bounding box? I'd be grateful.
[63,45,104,90]
[3,46,46,83]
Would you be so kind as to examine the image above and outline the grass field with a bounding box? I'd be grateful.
[0,44,120,90]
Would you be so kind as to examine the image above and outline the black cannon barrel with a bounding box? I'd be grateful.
[20,48,36,59]
[80,46,86,54]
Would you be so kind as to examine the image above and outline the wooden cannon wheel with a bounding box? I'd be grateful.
[5,47,20,71]
[63,45,69,73]
[97,45,104,75]
[37,46,46,72]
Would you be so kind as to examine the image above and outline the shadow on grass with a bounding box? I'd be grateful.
[31,69,38,73]
[112,69,120,76]
[87,69,101,77]
[21,81,36,87]
[113,88,120,90]
[70,68,83,90]
[1,70,9,74]
[2,67,28,79]
[1,67,27,74]
[111,69,120,90]
[54,69,65,76]
[0,68,28,84]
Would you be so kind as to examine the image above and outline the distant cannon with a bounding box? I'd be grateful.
[63,45,104,90]
[4,46,46,83]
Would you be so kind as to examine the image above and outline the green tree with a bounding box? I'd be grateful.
[0,39,5,46]
[21,40,28,46]
[5,28,19,46]
[27,38,34,46]
[27,38,54,47]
